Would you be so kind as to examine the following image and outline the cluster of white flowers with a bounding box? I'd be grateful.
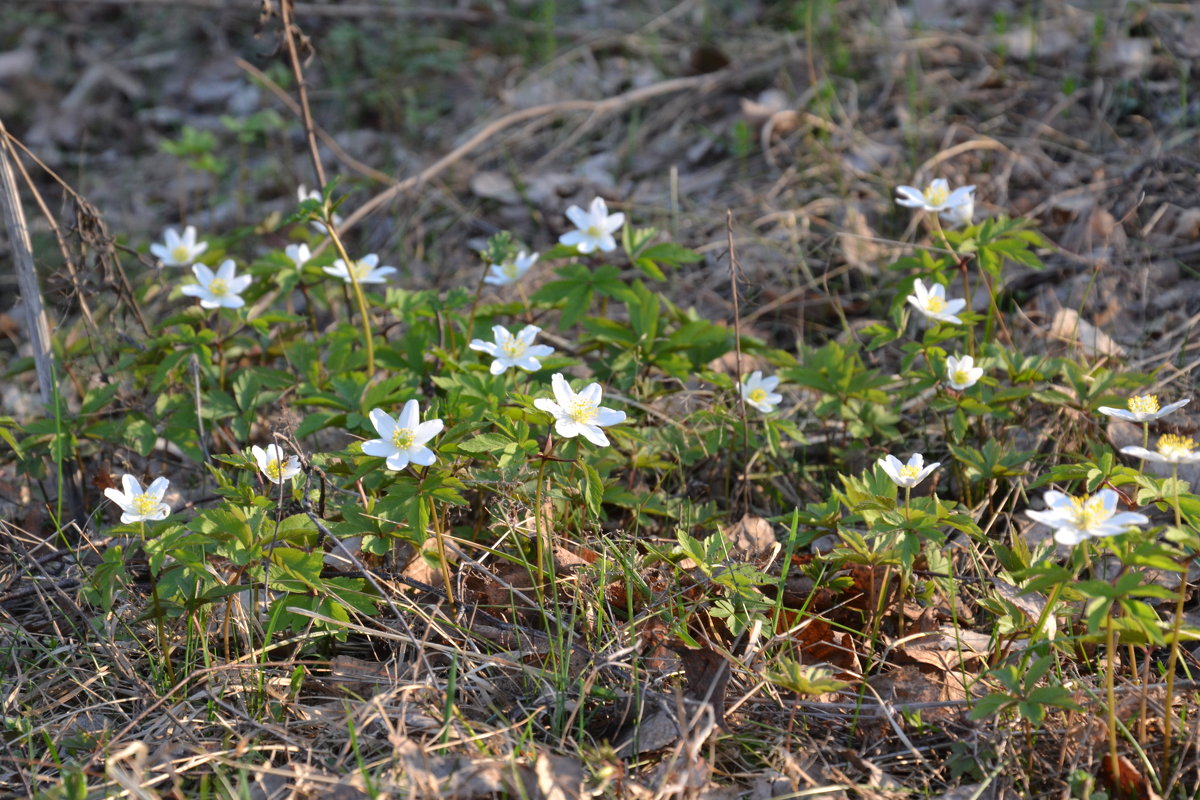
[1025,393,1192,545]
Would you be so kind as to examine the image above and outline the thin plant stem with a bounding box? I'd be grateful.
[534,437,553,596]
[1162,462,1187,770]
[1106,602,1120,783]
[927,213,974,358]
[324,220,375,374]
[429,496,456,614]
[143,521,175,689]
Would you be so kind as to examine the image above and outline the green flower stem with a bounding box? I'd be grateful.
[928,214,974,358]
[324,218,376,375]
[143,521,175,689]
[534,435,554,598]
[429,495,456,614]
[1138,421,1149,474]
[462,263,491,358]
[1163,463,1186,770]
[1105,602,1119,785]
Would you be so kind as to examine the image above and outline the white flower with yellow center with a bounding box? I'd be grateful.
[939,187,975,228]
[895,178,976,215]
[559,197,625,254]
[906,278,966,325]
[104,474,171,524]
[361,400,443,471]
[285,243,311,270]
[739,371,783,414]
[944,354,983,391]
[323,253,397,285]
[534,373,626,447]
[298,185,342,234]
[878,452,940,489]
[484,251,538,286]
[150,225,208,267]
[1026,489,1149,546]
[180,259,252,309]
[252,444,302,484]
[469,325,555,375]
[1120,433,1200,465]
[1098,394,1190,423]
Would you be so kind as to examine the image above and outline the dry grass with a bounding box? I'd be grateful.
[2,1,1200,798]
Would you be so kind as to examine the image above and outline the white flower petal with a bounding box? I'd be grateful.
[368,408,397,439]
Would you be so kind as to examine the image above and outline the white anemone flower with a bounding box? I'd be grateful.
[469,325,555,375]
[150,225,208,267]
[895,178,975,215]
[944,354,983,391]
[906,278,966,325]
[559,197,625,254]
[323,254,397,285]
[939,187,975,228]
[484,250,538,286]
[252,444,302,484]
[1098,395,1190,423]
[534,373,626,447]
[1026,489,1149,546]
[1120,434,1200,465]
[361,400,443,471]
[298,185,342,234]
[104,474,171,524]
[739,371,783,414]
[878,453,940,489]
[285,243,311,270]
[180,260,252,309]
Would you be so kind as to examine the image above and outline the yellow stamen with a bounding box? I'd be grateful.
[391,427,415,449]
[501,260,521,279]
[899,464,921,481]
[132,492,159,516]
[1128,395,1159,415]
[266,459,283,481]
[926,295,947,313]
[924,183,949,207]
[748,388,767,403]
[171,244,191,263]
[1158,434,1196,459]
[568,399,598,424]
[1069,495,1106,531]
[208,277,229,296]
[585,224,604,239]
[500,336,525,357]
[953,369,971,385]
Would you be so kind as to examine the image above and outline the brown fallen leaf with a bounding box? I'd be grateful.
[722,514,776,562]
[674,644,732,731]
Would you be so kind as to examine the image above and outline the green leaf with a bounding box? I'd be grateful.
[582,462,603,518]
[457,432,513,454]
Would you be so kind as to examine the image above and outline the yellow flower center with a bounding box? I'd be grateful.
[924,184,949,207]
[501,260,521,279]
[899,464,922,481]
[926,295,946,313]
[567,398,598,424]
[391,427,415,450]
[1128,395,1159,415]
[266,459,283,480]
[953,369,971,385]
[585,224,604,239]
[171,244,191,263]
[1069,495,1106,531]
[748,388,767,403]
[500,336,526,358]
[208,278,229,297]
[1158,434,1196,459]
[132,492,159,516]
[351,260,375,280]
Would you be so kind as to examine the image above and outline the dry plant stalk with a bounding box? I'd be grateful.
[0,116,53,407]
